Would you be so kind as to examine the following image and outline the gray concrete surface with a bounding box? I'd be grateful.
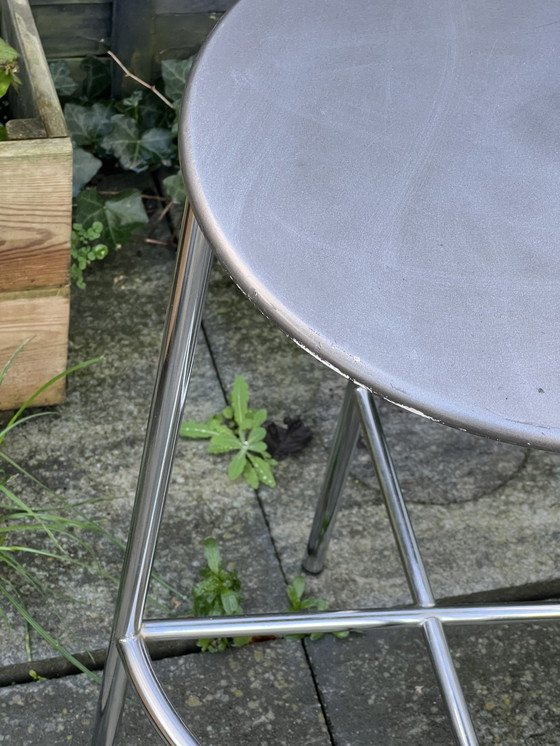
[0,181,559,744]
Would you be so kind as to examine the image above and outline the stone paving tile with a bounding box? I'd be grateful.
[306,621,560,745]
[0,639,329,746]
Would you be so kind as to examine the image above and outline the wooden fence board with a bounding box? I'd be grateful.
[156,0,234,12]
[29,3,111,57]
[154,12,219,62]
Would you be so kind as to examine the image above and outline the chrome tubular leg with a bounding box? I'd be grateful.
[353,387,434,607]
[302,379,360,574]
[353,386,478,746]
[92,207,213,746]
[423,617,479,746]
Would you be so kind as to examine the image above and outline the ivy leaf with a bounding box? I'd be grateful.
[72,146,102,196]
[230,377,249,427]
[119,90,143,116]
[228,451,247,481]
[140,127,176,166]
[64,102,114,147]
[203,539,221,574]
[48,60,77,98]
[74,188,148,250]
[138,93,173,130]
[102,114,146,171]
[0,124,7,142]
[161,57,195,103]
[78,56,111,102]
[162,172,186,205]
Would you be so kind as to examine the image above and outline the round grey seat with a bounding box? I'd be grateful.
[182,0,560,450]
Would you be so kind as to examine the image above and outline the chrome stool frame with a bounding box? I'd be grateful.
[91,206,560,746]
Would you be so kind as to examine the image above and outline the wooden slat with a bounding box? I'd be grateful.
[0,137,72,292]
[154,12,219,63]
[2,0,68,137]
[111,0,154,93]
[30,0,107,6]
[156,0,234,12]
[29,3,111,58]
[0,290,70,410]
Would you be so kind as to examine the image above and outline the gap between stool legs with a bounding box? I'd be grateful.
[353,386,479,746]
[92,207,213,746]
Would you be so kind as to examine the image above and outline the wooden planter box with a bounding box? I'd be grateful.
[0,0,72,409]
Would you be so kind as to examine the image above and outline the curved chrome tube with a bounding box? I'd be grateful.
[119,635,202,746]
[141,601,560,642]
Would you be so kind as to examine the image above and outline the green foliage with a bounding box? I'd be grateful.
[69,188,148,287]
[190,540,350,653]
[75,188,148,248]
[0,37,20,100]
[70,222,109,289]
[64,101,115,147]
[48,61,78,98]
[0,349,105,679]
[0,345,189,677]
[71,146,102,196]
[191,539,250,652]
[49,55,197,286]
[161,58,194,103]
[47,53,197,286]
[285,575,350,641]
[162,172,186,204]
[180,377,277,488]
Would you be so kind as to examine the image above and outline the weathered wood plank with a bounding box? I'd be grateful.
[111,0,154,93]
[30,0,107,5]
[156,0,234,12]
[29,3,111,58]
[0,137,72,291]
[154,12,219,63]
[0,290,70,409]
[2,0,68,136]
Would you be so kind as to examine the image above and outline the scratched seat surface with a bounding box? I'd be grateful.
[181,0,560,450]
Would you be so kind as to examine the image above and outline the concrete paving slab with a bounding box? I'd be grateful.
[0,639,329,746]
[306,621,560,745]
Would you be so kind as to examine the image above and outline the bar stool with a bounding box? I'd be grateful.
[92,1,560,744]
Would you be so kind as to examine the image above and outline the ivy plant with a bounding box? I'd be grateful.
[180,377,277,488]
[49,55,193,287]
